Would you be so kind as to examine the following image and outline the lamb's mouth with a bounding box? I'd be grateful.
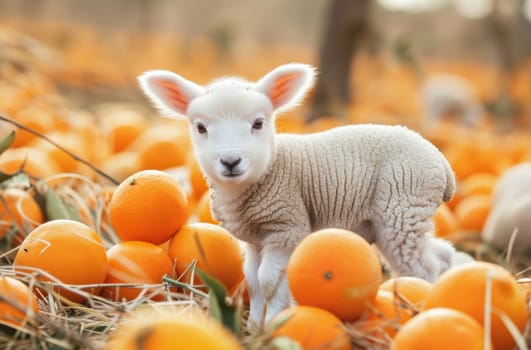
[221,170,244,178]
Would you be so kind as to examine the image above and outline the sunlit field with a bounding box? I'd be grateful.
[0,2,530,348]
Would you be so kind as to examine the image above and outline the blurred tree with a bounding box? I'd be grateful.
[485,0,531,71]
[307,0,371,122]
[483,0,531,127]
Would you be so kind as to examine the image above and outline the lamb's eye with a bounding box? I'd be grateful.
[196,123,207,134]
[252,118,264,131]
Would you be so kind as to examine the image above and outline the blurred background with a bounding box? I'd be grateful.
[0,0,530,183]
[1,0,530,127]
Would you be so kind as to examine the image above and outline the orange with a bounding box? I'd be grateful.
[272,305,352,350]
[287,229,382,321]
[99,151,143,182]
[454,194,491,232]
[196,191,219,225]
[167,223,243,291]
[390,308,485,350]
[68,110,99,144]
[424,261,528,350]
[445,187,463,210]
[0,147,62,178]
[101,107,148,153]
[0,276,39,327]
[433,203,459,237]
[0,83,31,115]
[379,276,433,309]
[104,306,243,350]
[109,170,188,245]
[0,188,44,244]
[352,290,410,342]
[100,241,174,301]
[187,153,209,200]
[11,107,58,147]
[461,172,498,196]
[29,131,89,173]
[129,124,189,171]
[460,172,498,197]
[13,219,108,303]
[446,136,510,180]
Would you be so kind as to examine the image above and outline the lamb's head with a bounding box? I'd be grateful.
[138,63,315,188]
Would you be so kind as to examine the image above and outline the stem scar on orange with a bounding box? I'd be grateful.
[13,219,108,303]
[109,170,189,245]
[287,228,382,321]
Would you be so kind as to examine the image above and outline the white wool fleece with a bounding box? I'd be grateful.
[138,63,457,328]
[210,124,456,319]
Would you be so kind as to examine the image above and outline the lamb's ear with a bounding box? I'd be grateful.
[137,70,205,117]
[255,63,316,113]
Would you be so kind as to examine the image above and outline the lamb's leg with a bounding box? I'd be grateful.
[375,213,455,282]
[258,244,293,323]
[244,244,266,329]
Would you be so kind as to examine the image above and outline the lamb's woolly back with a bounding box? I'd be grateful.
[482,163,531,252]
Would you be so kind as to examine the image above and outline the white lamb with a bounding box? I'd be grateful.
[482,163,531,253]
[420,73,485,127]
[138,63,456,327]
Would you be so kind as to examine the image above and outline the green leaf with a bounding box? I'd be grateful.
[0,172,30,188]
[0,130,15,155]
[195,268,241,337]
[0,225,20,252]
[271,336,303,350]
[44,189,80,221]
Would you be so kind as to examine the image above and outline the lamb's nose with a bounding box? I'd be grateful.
[220,157,242,171]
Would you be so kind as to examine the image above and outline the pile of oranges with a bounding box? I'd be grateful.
[0,26,529,350]
[273,229,528,350]
[2,169,529,349]
[1,168,246,348]
[7,168,244,303]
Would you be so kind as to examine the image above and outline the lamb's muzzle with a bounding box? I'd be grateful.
[220,156,242,174]
[137,62,457,328]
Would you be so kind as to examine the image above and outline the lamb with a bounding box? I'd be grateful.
[420,73,485,127]
[482,163,531,253]
[137,63,457,327]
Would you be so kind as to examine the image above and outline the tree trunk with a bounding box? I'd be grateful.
[307,0,371,122]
